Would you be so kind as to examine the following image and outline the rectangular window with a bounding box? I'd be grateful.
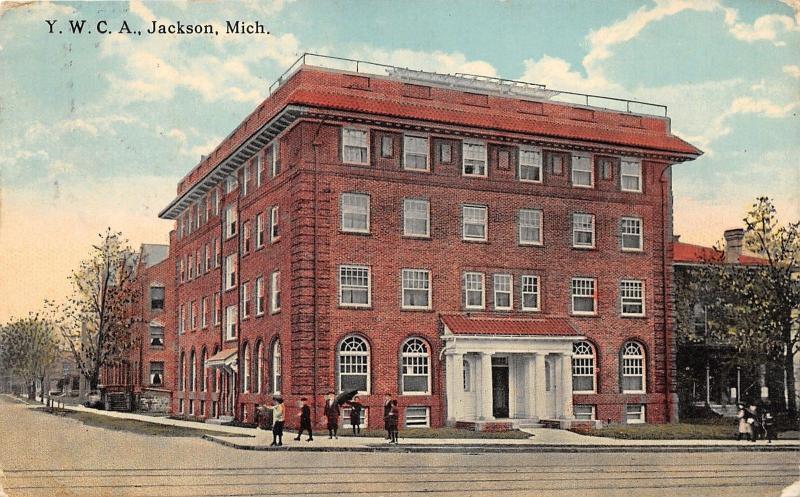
[241,163,250,196]
[621,159,642,192]
[150,287,165,310]
[199,197,207,226]
[519,147,542,182]
[519,209,543,245]
[463,272,485,309]
[190,301,197,330]
[270,271,281,313]
[574,405,595,421]
[571,278,597,315]
[572,213,595,248]
[187,255,194,280]
[201,297,208,328]
[149,326,164,347]
[403,199,430,237]
[403,135,429,171]
[204,244,211,273]
[598,156,616,180]
[621,217,643,251]
[241,282,250,319]
[210,189,218,216]
[255,276,264,315]
[404,406,431,428]
[256,213,265,248]
[521,275,540,311]
[341,193,370,233]
[196,249,201,276]
[339,265,371,307]
[213,238,220,268]
[213,292,221,325]
[224,205,237,238]
[225,305,237,340]
[462,141,487,177]
[493,274,512,310]
[440,143,452,163]
[270,206,280,242]
[342,128,369,164]
[625,404,646,424]
[620,280,645,317]
[571,154,594,187]
[270,142,280,177]
[381,135,393,157]
[255,154,263,187]
[149,362,165,386]
[225,173,238,194]
[179,304,186,334]
[225,254,237,290]
[242,221,251,254]
[462,205,488,241]
[401,269,431,309]
[547,151,567,175]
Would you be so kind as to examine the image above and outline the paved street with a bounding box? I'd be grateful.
[1,396,798,497]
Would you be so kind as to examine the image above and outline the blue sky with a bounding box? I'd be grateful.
[0,0,798,321]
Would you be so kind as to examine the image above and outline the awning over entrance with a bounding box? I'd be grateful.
[206,348,238,373]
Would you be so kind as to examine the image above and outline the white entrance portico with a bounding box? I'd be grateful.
[441,315,584,425]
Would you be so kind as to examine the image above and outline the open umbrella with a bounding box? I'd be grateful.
[336,389,359,406]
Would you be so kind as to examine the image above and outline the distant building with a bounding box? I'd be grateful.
[158,55,701,428]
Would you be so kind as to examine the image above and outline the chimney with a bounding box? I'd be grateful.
[723,228,744,263]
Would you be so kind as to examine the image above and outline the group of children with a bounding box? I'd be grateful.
[257,393,401,446]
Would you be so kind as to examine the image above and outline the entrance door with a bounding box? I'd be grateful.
[492,358,510,418]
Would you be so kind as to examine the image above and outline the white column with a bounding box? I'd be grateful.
[445,352,464,422]
[534,353,547,420]
[445,353,457,423]
[508,356,517,419]
[526,354,537,419]
[478,352,494,420]
[560,353,574,419]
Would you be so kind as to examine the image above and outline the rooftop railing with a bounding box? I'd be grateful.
[267,52,668,117]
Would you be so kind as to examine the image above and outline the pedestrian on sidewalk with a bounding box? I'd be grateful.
[295,397,313,441]
[324,392,339,439]
[383,394,393,440]
[386,399,399,444]
[761,402,776,443]
[748,403,761,442]
[736,404,752,442]
[348,395,363,435]
[264,395,285,446]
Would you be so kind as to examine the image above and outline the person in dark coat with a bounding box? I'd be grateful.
[386,399,399,444]
[323,392,339,439]
[348,395,364,435]
[762,402,776,443]
[294,397,313,441]
[748,403,761,442]
[383,394,393,440]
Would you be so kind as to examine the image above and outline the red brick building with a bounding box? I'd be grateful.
[159,55,701,429]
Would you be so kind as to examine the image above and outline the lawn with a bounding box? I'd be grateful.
[578,419,800,440]
[34,407,252,438]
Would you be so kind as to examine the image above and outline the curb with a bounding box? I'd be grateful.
[202,435,800,453]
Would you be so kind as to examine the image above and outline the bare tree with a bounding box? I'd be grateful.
[0,314,60,401]
[48,229,142,392]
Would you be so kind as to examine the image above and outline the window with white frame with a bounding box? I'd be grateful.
[401,269,431,309]
[403,135,429,171]
[341,193,370,233]
[342,128,369,164]
[255,276,264,315]
[462,141,487,176]
[621,159,642,192]
[338,336,370,393]
[242,343,250,392]
[204,244,211,273]
[201,297,208,328]
[270,142,280,177]
[149,362,164,386]
[225,254,237,290]
[381,135,393,157]
[572,341,596,393]
[225,305,237,340]
[403,199,430,237]
[200,349,207,392]
[241,283,250,319]
[255,155,263,187]
[225,172,238,193]
[462,205,487,241]
[179,304,185,334]
[270,271,281,313]
[256,213,265,248]
[620,280,645,317]
[463,272,485,309]
[254,342,263,393]
[493,274,512,310]
[242,221,251,254]
[224,205,237,238]
[270,206,280,242]
[519,147,542,182]
[572,213,595,248]
[149,325,164,347]
[271,340,282,394]
[519,209,543,245]
[463,359,471,391]
[241,163,250,196]
[621,217,643,251]
[571,154,593,187]
[521,275,540,311]
[573,405,595,420]
[339,265,371,307]
[401,338,430,394]
[214,292,220,325]
[189,301,197,329]
[189,350,196,391]
[625,404,646,424]
[404,406,431,427]
[188,255,194,280]
[571,278,596,315]
[179,351,186,391]
[150,286,165,310]
[621,341,645,393]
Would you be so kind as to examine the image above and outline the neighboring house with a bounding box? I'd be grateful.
[158,55,701,429]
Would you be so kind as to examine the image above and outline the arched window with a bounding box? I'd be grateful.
[254,341,263,394]
[242,343,250,393]
[338,335,369,393]
[200,348,207,392]
[271,340,282,394]
[572,341,596,393]
[401,338,430,394]
[179,351,186,391]
[621,341,646,393]
[189,349,196,392]
[212,346,220,393]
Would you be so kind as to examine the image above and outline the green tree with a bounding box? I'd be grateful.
[48,229,142,392]
[0,314,60,401]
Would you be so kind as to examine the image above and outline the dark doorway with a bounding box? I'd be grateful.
[492,362,509,418]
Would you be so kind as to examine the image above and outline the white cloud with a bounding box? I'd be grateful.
[346,47,498,77]
[47,159,74,179]
[58,119,98,136]
[783,64,800,78]
[722,1,799,46]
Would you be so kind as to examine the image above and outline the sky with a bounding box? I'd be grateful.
[0,0,798,322]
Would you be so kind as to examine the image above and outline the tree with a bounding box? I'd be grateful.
[0,315,60,401]
[48,229,142,392]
